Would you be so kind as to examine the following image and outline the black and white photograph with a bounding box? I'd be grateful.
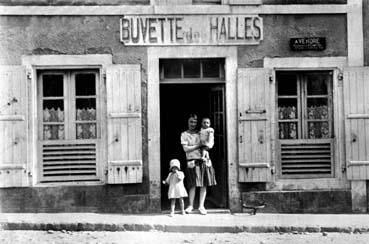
[0,0,369,243]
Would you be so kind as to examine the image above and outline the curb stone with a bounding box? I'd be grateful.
[0,222,367,234]
[153,224,165,232]
[305,226,320,232]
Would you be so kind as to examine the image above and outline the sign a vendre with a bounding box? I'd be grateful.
[120,15,263,46]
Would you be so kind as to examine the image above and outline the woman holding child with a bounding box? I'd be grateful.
[180,114,217,215]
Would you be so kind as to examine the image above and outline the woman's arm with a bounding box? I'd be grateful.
[182,143,200,153]
[181,132,200,153]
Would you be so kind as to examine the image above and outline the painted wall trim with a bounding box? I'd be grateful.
[147,48,161,210]
[347,0,364,66]
[0,4,348,15]
[22,54,113,66]
[108,160,143,166]
[0,164,26,170]
[231,4,347,14]
[239,163,270,168]
[347,114,369,119]
[272,178,350,191]
[0,115,25,121]
[264,57,348,69]
[348,161,369,166]
[109,112,141,118]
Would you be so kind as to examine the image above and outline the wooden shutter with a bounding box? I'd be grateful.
[0,66,28,187]
[238,68,272,182]
[344,67,369,180]
[106,64,143,184]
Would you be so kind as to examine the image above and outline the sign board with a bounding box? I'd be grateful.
[120,15,263,46]
[289,37,326,51]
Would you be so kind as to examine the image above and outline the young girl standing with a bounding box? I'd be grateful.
[163,159,188,217]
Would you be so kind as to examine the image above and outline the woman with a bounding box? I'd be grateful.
[180,114,216,215]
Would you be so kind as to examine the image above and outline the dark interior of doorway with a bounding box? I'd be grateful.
[160,83,228,211]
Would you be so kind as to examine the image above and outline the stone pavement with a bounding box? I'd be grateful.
[1,211,369,233]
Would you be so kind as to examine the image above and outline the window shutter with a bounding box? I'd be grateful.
[106,64,143,184]
[237,68,272,182]
[0,66,29,187]
[343,67,369,180]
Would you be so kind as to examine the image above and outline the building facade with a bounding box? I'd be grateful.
[0,0,368,213]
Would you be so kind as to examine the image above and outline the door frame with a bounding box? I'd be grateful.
[159,82,228,209]
[147,46,239,210]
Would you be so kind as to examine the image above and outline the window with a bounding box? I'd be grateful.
[277,71,333,140]
[38,70,100,183]
[40,71,98,141]
[160,58,225,81]
[277,71,333,178]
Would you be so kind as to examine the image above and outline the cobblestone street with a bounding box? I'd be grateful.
[1,231,369,244]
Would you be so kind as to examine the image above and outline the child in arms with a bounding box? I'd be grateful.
[199,117,214,162]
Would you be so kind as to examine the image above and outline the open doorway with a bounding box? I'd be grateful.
[160,83,228,210]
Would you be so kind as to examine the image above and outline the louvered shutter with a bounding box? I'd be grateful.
[0,66,29,187]
[238,68,272,182]
[106,65,143,184]
[344,67,369,180]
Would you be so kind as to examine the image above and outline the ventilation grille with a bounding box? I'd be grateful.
[41,142,99,183]
[281,142,332,177]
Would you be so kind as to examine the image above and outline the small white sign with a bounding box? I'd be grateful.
[120,15,263,46]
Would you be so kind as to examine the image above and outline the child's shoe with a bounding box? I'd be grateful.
[181,210,186,215]
[169,212,175,217]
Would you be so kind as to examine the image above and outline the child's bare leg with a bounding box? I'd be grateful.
[202,146,209,160]
[170,199,176,216]
[179,198,185,214]
[202,150,209,162]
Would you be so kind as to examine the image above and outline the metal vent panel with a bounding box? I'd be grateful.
[41,141,99,183]
[281,141,332,177]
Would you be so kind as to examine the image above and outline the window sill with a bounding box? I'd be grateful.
[34,181,105,187]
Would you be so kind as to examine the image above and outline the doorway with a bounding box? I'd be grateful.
[160,83,228,210]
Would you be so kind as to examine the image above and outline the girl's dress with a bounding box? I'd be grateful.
[165,171,188,199]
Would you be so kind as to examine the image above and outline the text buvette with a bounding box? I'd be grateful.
[120,15,263,46]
